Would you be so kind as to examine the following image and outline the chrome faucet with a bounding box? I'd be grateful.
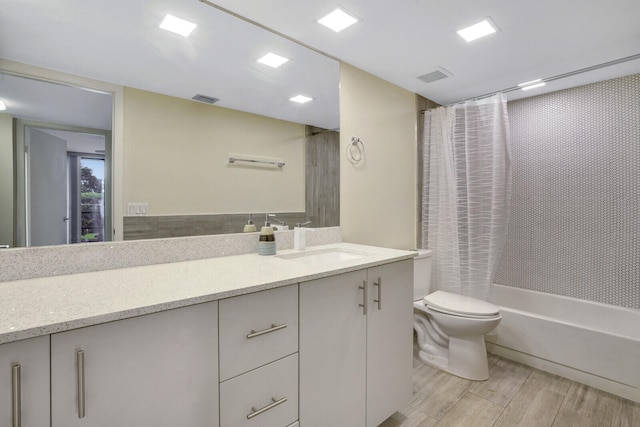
[271,217,287,226]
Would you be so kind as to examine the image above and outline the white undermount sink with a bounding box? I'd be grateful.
[276,248,369,267]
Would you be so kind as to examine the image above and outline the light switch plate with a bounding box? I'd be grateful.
[127,202,149,216]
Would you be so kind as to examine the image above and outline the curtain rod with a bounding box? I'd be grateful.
[420,53,640,113]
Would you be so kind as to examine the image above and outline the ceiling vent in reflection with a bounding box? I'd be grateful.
[417,67,452,84]
[192,94,220,104]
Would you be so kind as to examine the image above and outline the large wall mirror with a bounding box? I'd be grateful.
[0,0,340,248]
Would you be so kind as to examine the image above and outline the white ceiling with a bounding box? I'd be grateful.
[0,0,638,131]
[210,0,640,104]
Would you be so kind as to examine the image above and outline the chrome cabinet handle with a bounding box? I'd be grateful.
[12,364,21,427]
[246,323,287,339]
[77,350,85,419]
[374,277,382,310]
[246,396,288,420]
[359,280,368,315]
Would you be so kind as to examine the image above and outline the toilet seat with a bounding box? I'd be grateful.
[424,291,499,318]
[426,305,500,319]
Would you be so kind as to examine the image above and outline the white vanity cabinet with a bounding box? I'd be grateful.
[50,302,219,427]
[299,259,413,427]
[0,243,413,427]
[0,335,50,427]
[218,284,299,427]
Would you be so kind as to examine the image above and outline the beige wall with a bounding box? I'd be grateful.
[0,114,13,246]
[123,88,306,216]
[339,63,417,249]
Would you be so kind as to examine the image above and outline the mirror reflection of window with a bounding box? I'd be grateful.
[63,132,107,244]
[79,157,105,243]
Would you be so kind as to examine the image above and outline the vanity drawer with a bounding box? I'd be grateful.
[220,353,298,427]
[219,284,298,381]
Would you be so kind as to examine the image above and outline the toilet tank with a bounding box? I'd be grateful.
[413,249,432,301]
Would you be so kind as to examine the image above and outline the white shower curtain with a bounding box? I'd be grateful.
[422,93,511,301]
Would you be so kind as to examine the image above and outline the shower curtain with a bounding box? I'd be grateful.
[422,93,511,301]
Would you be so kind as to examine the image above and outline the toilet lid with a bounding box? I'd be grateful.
[424,291,499,317]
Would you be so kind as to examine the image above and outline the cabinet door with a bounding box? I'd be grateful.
[51,302,219,427]
[366,260,413,427]
[0,336,50,427]
[299,270,367,427]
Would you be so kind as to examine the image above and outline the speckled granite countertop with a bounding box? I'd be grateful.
[0,243,415,345]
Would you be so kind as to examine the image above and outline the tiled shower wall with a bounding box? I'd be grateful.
[305,126,340,228]
[494,74,639,309]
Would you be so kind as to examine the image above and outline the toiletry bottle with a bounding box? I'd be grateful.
[243,213,257,232]
[294,227,306,251]
[258,214,276,255]
[294,221,312,251]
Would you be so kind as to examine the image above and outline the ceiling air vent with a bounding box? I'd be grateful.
[417,67,452,84]
[192,94,220,104]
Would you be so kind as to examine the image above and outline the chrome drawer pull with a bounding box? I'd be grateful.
[374,277,382,310]
[246,323,287,339]
[359,280,368,315]
[12,364,21,427]
[246,396,288,420]
[77,350,86,419]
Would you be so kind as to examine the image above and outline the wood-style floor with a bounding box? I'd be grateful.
[380,343,640,427]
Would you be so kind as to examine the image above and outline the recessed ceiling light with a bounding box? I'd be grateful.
[258,53,289,68]
[318,8,358,32]
[159,14,197,37]
[521,82,546,91]
[518,79,542,87]
[0,101,6,111]
[290,95,313,104]
[457,19,497,42]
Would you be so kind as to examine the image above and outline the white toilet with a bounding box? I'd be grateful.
[413,250,501,381]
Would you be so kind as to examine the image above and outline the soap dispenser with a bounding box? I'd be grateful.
[243,214,257,233]
[258,214,276,255]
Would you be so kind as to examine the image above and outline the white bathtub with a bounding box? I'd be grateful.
[486,284,640,403]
